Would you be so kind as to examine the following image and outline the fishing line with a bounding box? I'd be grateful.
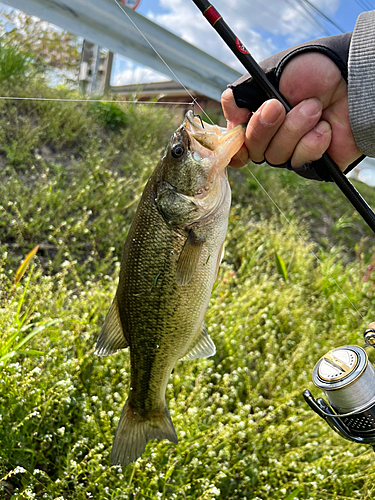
[188,0,368,324]
[105,1,366,324]
[0,96,192,105]
[3,2,364,324]
[111,0,215,124]
[243,163,365,321]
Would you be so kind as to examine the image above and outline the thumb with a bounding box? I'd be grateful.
[221,88,251,129]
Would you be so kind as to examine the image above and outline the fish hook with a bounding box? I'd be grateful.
[196,115,205,129]
[190,102,205,129]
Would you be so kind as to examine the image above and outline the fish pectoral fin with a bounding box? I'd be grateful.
[176,229,205,286]
[95,296,129,356]
[180,324,216,361]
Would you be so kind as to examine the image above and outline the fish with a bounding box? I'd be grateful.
[95,110,245,466]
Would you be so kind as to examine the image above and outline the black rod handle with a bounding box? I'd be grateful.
[192,0,375,233]
[193,0,291,109]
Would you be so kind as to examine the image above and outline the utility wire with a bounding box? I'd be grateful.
[287,0,332,36]
[299,0,346,33]
[251,0,331,37]
[111,0,366,325]
[355,0,375,11]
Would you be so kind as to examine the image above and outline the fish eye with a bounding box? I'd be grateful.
[171,144,185,159]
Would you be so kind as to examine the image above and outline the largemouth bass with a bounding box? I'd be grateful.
[96,111,244,466]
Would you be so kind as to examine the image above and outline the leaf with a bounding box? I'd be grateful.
[285,487,302,500]
[13,320,59,353]
[19,349,44,356]
[0,319,59,363]
[14,244,39,285]
[0,349,44,363]
[275,251,288,281]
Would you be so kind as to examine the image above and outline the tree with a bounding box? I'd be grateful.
[0,10,81,84]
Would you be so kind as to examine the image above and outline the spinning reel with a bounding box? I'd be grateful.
[303,329,375,449]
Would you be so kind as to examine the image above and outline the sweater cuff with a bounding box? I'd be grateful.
[348,10,375,157]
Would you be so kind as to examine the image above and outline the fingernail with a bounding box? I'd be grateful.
[259,100,282,125]
[300,98,322,117]
[221,88,233,100]
[314,121,331,136]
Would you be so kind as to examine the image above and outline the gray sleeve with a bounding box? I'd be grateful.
[348,10,375,157]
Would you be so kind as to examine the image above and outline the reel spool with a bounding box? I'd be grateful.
[303,329,375,448]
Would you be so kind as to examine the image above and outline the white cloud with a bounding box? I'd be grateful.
[348,158,375,188]
[111,57,169,86]
[146,2,275,72]
[113,0,340,87]
[147,0,340,68]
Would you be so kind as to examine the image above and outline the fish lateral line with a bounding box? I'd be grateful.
[96,108,232,466]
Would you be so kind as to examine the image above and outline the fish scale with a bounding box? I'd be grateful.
[95,111,245,466]
[120,179,218,405]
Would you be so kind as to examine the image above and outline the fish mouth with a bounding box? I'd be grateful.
[184,110,245,174]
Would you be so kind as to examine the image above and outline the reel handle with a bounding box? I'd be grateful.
[364,328,375,348]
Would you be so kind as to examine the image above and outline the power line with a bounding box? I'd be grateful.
[249,0,332,37]
[299,0,345,33]
[289,0,332,36]
[354,0,375,12]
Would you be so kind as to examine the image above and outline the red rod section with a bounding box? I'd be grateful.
[203,5,222,26]
[191,0,375,234]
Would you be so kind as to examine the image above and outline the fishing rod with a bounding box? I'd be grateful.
[191,0,375,234]
[192,0,375,453]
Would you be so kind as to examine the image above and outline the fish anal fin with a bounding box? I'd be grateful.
[180,324,216,361]
[176,229,205,286]
[95,296,128,357]
[111,400,178,466]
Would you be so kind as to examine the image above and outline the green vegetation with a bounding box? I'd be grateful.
[2,42,375,500]
[0,10,81,85]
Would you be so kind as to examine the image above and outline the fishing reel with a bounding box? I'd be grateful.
[303,329,375,449]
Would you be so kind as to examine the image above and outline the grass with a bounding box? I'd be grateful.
[1,56,375,499]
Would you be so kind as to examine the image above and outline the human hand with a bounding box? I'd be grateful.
[221,52,362,171]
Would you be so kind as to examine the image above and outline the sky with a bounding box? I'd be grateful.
[1,0,375,178]
[112,0,375,181]
[111,0,375,86]
[0,0,373,86]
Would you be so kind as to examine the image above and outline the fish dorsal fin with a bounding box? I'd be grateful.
[95,296,129,356]
[180,324,216,361]
[176,229,205,286]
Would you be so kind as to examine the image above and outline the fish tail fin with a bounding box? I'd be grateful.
[111,399,178,466]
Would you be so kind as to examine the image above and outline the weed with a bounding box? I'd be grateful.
[0,38,35,87]
[1,48,375,498]
[89,101,128,131]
